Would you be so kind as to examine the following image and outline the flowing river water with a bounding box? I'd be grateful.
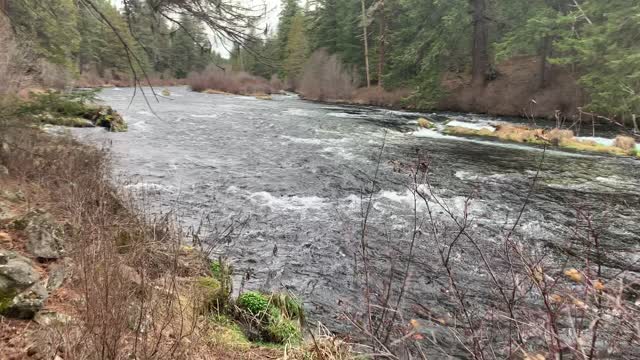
[73,86,640,336]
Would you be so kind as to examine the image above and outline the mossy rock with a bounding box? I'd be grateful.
[265,318,302,344]
[197,277,228,312]
[235,291,305,345]
[83,106,128,132]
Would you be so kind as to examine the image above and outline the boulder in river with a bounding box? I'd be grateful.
[0,249,48,319]
[22,211,65,260]
[82,106,128,132]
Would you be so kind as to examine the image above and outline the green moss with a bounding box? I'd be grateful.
[198,277,228,311]
[237,291,271,316]
[265,318,302,344]
[0,288,17,314]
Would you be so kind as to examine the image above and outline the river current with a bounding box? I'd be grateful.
[73,86,640,332]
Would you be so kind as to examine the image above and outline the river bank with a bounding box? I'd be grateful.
[0,109,349,359]
[3,87,639,357]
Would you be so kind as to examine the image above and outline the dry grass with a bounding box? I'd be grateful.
[187,66,277,96]
[0,125,217,359]
[545,128,574,144]
[494,124,545,143]
[559,137,630,156]
[614,135,636,151]
[445,123,638,157]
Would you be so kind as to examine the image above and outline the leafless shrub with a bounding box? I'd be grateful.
[37,60,73,90]
[187,65,274,95]
[346,145,640,359]
[270,74,284,93]
[298,49,359,101]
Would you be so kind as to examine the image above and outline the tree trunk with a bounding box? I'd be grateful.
[361,0,371,88]
[539,35,552,89]
[377,1,386,87]
[471,0,489,87]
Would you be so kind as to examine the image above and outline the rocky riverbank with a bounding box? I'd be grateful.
[0,122,349,359]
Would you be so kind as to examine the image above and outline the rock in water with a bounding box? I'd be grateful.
[0,249,48,319]
[0,165,8,177]
[22,211,65,260]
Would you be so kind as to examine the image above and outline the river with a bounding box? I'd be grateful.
[73,86,640,336]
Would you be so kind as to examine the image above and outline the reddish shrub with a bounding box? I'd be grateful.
[187,66,274,95]
[298,49,358,101]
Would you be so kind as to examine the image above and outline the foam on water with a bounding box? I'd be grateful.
[125,182,176,194]
[413,128,449,138]
[576,136,615,147]
[281,135,349,146]
[249,191,328,211]
[284,109,317,117]
[190,114,218,119]
[327,112,369,119]
[446,120,496,131]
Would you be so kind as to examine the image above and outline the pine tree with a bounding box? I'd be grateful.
[277,0,300,75]
[284,13,309,83]
[8,0,80,71]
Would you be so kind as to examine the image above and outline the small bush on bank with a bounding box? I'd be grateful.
[237,291,271,317]
[235,290,304,345]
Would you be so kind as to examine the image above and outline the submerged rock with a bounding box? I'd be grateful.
[0,249,48,319]
[22,211,65,260]
[0,165,8,177]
